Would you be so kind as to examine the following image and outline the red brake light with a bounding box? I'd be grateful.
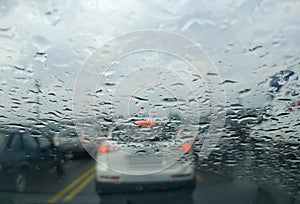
[98,145,109,154]
[171,174,191,179]
[98,142,120,154]
[100,176,120,180]
[135,121,156,126]
[182,143,192,153]
[51,139,57,146]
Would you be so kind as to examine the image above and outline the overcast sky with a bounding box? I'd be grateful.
[0,0,299,123]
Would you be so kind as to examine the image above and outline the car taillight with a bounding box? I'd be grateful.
[100,176,120,180]
[80,138,86,144]
[98,142,120,154]
[98,144,109,154]
[171,174,191,180]
[135,121,156,126]
[51,139,58,146]
[182,143,192,153]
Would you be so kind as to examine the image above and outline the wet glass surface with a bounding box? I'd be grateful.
[0,0,299,204]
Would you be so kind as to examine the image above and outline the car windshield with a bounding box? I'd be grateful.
[0,1,299,204]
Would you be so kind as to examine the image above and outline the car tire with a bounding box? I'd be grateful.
[14,171,27,193]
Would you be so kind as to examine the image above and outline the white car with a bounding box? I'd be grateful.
[95,119,197,194]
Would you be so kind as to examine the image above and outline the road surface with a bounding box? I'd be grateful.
[0,157,298,204]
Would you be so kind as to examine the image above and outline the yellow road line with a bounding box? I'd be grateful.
[48,166,95,203]
[196,173,201,181]
[63,172,96,201]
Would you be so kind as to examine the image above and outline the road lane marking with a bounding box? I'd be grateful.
[48,166,95,203]
[196,173,201,181]
[63,172,96,201]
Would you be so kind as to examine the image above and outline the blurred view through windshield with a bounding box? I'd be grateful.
[0,1,299,204]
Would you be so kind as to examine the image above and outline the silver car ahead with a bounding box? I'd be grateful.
[95,120,197,195]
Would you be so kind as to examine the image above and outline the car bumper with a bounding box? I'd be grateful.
[95,161,196,194]
[95,179,195,195]
[96,159,195,181]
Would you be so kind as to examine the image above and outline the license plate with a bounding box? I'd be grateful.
[129,155,161,165]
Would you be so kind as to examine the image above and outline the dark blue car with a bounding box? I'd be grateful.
[0,129,64,192]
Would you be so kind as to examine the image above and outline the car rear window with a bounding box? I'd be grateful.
[6,133,22,150]
[38,137,51,148]
[23,135,39,151]
[111,121,179,142]
[59,128,78,138]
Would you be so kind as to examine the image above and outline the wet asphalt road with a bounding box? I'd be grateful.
[0,157,298,204]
